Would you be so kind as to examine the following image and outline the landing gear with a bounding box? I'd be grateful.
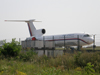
[65,46,75,50]
[70,47,75,50]
[93,45,96,50]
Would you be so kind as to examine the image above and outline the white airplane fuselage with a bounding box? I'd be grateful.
[27,33,93,46]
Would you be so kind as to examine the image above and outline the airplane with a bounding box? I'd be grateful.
[5,19,94,48]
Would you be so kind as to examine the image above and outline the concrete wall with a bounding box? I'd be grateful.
[21,40,55,50]
[34,50,63,57]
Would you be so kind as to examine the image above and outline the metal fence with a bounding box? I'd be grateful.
[0,35,100,57]
[0,34,100,51]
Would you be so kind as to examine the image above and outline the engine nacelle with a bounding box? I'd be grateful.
[35,29,46,37]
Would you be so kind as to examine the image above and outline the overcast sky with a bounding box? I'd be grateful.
[0,0,100,43]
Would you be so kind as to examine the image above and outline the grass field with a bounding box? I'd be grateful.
[1,39,100,75]
[0,51,100,75]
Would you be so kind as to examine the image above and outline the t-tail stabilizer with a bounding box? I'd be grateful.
[5,19,46,37]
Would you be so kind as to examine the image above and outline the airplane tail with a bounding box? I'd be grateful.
[5,19,46,37]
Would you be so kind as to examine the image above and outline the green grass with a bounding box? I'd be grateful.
[0,51,100,75]
[0,59,98,75]
[1,39,100,75]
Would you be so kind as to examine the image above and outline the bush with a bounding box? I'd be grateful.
[0,38,21,57]
[74,52,82,66]
[19,50,37,61]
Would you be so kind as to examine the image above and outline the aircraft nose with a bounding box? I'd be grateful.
[88,38,94,44]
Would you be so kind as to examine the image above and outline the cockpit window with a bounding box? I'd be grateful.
[84,34,90,37]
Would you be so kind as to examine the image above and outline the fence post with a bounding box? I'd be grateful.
[93,35,96,51]
[77,35,80,51]
[53,36,55,57]
[33,40,35,50]
[53,36,55,49]
[43,36,45,55]
[64,35,66,55]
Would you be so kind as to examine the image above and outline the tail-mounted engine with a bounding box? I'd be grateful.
[34,29,46,37]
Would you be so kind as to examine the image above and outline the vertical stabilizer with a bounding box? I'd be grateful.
[26,20,36,36]
[5,19,42,37]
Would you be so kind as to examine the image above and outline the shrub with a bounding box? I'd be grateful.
[84,62,95,75]
[19,50,37,61]
[74,52,82,66]
[0,38,21,57]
